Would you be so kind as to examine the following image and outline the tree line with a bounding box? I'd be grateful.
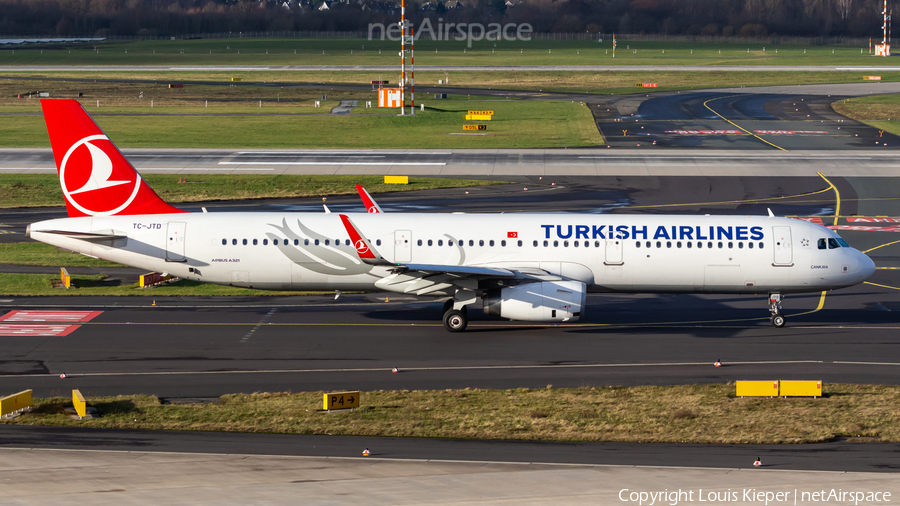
[0,0,892,39]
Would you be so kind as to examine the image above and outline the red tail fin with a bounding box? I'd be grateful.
[41,99,185,217]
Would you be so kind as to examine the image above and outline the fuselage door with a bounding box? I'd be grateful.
[773,226,792,266]
[604,238,624,265]
[394,230,412,263]
[166,221,186,262]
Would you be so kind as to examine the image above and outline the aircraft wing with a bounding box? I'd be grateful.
[355,184,383,213]
[399,263,515,277]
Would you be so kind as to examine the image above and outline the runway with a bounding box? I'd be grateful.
[4,149,900,177]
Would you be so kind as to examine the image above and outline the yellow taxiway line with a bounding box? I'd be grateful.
[702,97,788,151]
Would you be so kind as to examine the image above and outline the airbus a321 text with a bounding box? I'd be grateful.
[27,99,876,331]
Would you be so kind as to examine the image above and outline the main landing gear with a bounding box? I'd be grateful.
[442,290,475,332]
[443,306,468,332]
[769,293,786,328]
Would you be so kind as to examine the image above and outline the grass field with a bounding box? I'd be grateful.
[0,272,313,296]
[0,38,885,67]
[0,242,124,267]
[832,93,900,138]
[0,174,506,208]
[5,384,899,444]
[0,96,602,149]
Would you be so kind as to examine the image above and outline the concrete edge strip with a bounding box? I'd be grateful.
[5,359,891,379]
[0,447,860,475]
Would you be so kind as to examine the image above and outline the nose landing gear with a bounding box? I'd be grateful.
[769,293,786,328]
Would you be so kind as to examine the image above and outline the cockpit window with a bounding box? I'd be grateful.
[817,238,827,250]
[828,238,840,249]
[836,238,849,247]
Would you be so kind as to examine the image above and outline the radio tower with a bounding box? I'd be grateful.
[399,0,415,115]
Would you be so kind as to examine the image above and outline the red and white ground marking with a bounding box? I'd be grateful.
[753,130,828,135]
[663,130,742,135]
[0,324,80,336]
[0,310,103,322]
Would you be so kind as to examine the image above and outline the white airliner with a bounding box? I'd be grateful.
[27,99,876,331]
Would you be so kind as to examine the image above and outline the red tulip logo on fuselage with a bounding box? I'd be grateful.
[59,135,141,216]
[355,240,370,254]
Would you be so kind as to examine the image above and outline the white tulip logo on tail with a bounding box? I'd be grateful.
[59,134,141,216]
[68,141,129,195]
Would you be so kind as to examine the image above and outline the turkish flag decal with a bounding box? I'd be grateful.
[507,232,518,238]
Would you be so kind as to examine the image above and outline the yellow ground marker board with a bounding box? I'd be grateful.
[780,380,822,397]
[0,390,32,417]
[73,389,87,417]
[463,125,487,131]
[323,391,360,410]
[465,114,492,121]
[467,110,494,115]
[736,380,779,397]
[384,176,409,184]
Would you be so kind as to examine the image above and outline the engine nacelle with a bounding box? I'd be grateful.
[483,281,586,322]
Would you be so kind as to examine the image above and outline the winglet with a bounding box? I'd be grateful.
[767,208,775,217]
[356,184,383,213]
[339,214,389,264]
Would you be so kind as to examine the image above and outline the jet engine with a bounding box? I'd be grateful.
[482,281,586,322]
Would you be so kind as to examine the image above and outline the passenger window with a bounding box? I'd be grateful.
[544,240,549,247]
[221,239,227,245]
[428,239,433,246]
[717,242,723,248]
[417,239,422,246]
[707,242,713,249]
[738,242,744,249]
[818,238,827,250]
[564,241,569,247]
[728,242,733,249]
[253,239,258,246]
[636,242,641,248]
[595,241,600,247]
[697,242,702,249]
[479,240,484,246]
[304,239,309,246]
[687,242,692,248]
[490,240,495,247]
[518,240,522,247]
[294,239,299,246]
[324,239,329,246]
[748,242,753,249]
[314,239,319,246]
[645,241,650,248]
[533,240,538,247]
[676,241,682,248]
[828,238,840,249]
[501,240,505,247]
[376,239,381,246]
[438,239,443,246]
[759,242,764,249]
[666,241,671,248]
[243,239,248,245]
[448,240,453,246]
[469,240,474,246]
[233,239,238,245]
[554,241,559,247]
[656,241,661,248]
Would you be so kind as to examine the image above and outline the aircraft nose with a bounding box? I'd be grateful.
[859,252,876,281]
